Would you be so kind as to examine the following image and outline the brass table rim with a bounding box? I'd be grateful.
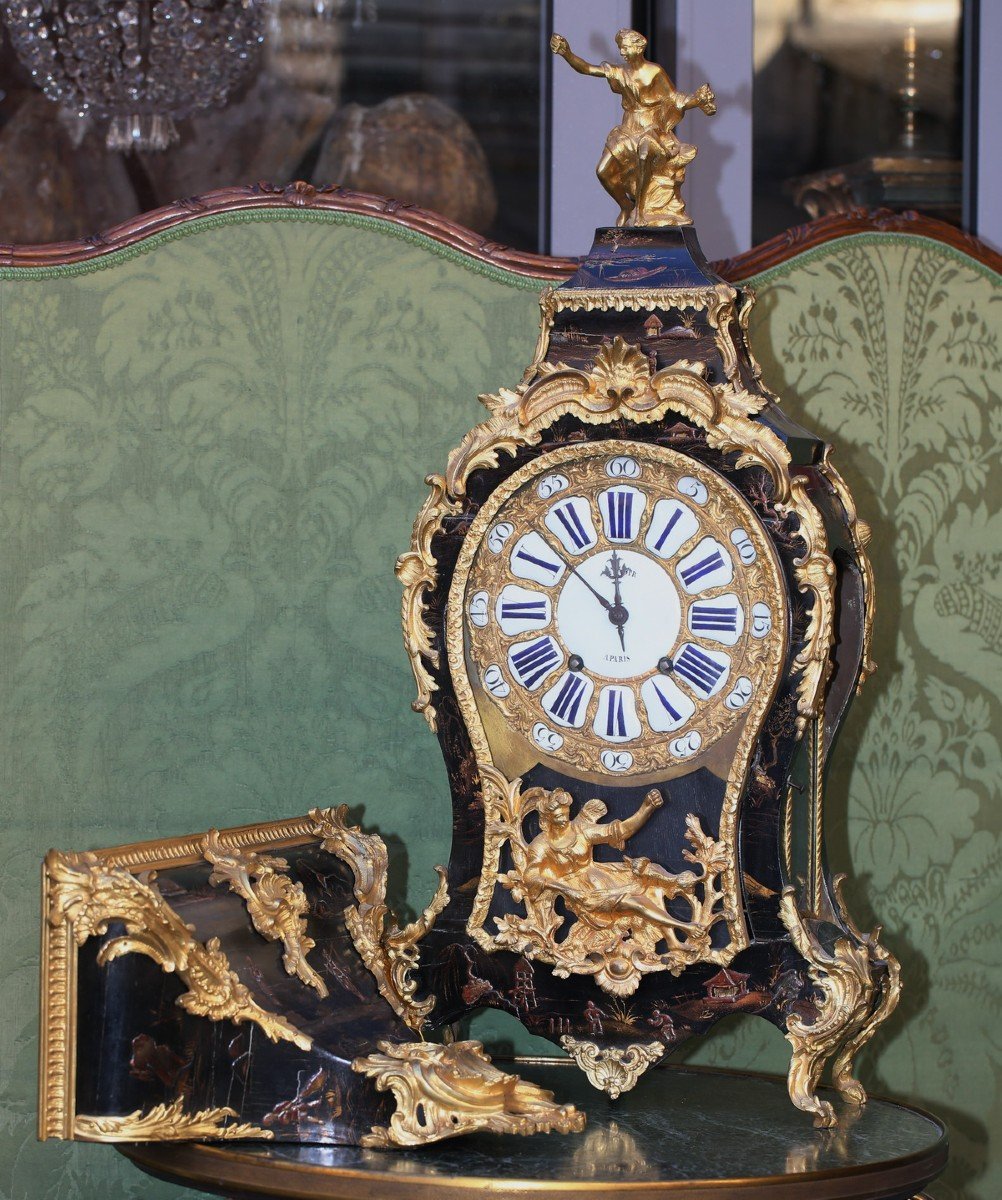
[118,1065,948,1200]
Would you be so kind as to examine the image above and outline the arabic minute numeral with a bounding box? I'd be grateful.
[601,750,634,772]
[536,473,569,499]
[532,721,564,752]
[488,522,514,554]
[725,677,753,710]
[670,730,703,759]
[467,590,490,628]
[483,664,511,698]
[605,456,641,479]
[678,476,708,506]
[751,603,772,637]
[730,528,757,564]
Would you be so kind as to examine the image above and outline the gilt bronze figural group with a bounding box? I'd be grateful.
[39,29,900,1156]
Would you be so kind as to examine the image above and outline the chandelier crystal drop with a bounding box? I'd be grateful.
[1,0,265,151]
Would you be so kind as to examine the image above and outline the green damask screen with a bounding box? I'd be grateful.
[0,215,998,1199]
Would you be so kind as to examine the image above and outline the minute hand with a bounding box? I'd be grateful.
[540,536,613,611]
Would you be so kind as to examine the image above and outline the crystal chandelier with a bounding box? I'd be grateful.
[1,1,265,151]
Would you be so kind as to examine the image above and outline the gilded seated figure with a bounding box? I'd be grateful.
[550,28,716,226]
[518,788,704,938]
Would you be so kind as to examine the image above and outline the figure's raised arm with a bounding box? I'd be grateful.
[550,32,608,78]
[594,789,664,846]
[680,82,717,115]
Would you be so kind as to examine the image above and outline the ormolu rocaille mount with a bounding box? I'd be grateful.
[39,30,898,1152]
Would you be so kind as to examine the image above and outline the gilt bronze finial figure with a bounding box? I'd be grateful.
[550,28,716,227]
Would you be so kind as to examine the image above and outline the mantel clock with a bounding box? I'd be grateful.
[37,27,900,1154]
[396,28,899,1126]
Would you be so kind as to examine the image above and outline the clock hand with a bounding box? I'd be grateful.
[539,535,614,612]
[604,549,630,650]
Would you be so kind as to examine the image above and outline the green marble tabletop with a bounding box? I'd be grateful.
[121,1062,947,1200]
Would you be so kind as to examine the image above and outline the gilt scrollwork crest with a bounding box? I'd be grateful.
[469,768,733,997]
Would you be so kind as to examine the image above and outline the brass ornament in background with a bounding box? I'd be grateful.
[203,830,328,998]
[549,28,715,227]
[560,1036,665,1098]
[469,770,734,996]
[309,805,448,1030]
[45,850,313,1052]
[74,1099,272,1143]
[352,1040,586,1146]
[779,886,900,1128]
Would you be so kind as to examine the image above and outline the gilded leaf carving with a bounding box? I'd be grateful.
[202,830,327,997]
[309,805,448,1029]
[45,850,312,1051]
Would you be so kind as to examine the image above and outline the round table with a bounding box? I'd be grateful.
[119,1063,946,1200]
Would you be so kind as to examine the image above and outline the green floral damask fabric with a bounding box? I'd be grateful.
[735,236,1001,1200]
[0,218,998,1199]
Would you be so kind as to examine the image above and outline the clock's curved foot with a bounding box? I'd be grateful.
[787,1048,837,1129]
[779,887,883,1127]
[829,879,903,1108]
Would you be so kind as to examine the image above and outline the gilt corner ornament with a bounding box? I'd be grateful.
[352,1040,586,1146]
[560,1037,665,1099]
[44,847,312,1052]
[203,829,328,998]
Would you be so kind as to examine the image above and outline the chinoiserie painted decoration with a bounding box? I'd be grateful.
[38,28,896,1152]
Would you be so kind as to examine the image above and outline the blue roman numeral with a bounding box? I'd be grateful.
[652,506,683,552]
[604,688,627,738]
[500,600,548,621]
[605,490,635,540]
[674,645,725,694]
[649,680,682,722]
[552,501,590,550]
[690,602,739,632]
[515,548,561,575]
[510,637,560,688]
[550,674,587,724]
[680,550,724,587]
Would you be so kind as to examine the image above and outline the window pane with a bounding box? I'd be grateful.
[0,2,542,249]
[753,0,964,243]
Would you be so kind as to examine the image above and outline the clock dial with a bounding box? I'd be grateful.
[455,442,787,777]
